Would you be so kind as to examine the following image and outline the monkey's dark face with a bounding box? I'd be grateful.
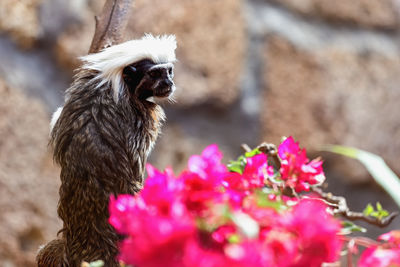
[122,59,175,101]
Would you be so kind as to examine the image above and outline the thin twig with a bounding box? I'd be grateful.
[347,239,354,267]
[312,187,399,227]
[341,236,380,248]
[241,144,251,153]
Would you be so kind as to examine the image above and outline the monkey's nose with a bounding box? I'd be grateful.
[162,79,173,87]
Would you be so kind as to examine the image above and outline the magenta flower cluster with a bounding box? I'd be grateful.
[359,230,400,267]
[109,137,345,266]
[278,136,325,192]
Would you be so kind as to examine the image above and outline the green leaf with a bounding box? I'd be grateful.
[366,202,390,219]
[227,161,244,174]
[380,210,389,218]
[228,156,246,174]
[370,211,379,218]
[228,148,263,174]
[340,221,367,235]
[228,148,262,174]
[363,203,374,216]
[255,190,286,212]
[227,234,241,244]
[363,202,390,219]
[244,148,262,158]
[322,145,400,209]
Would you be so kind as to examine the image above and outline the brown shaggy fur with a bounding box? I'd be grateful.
[36,67,165,266]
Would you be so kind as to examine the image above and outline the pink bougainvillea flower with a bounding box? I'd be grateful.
[378,230,400,247]
[358,230,400,267]
[182,239,227,267]
[183,238,274,267]
[244,198,342,267]
[223,241,274,267]
[211,224,237,244]
[358,246,400,267]
[239,153,273,191]
[108,194,140,235]
[261,229,297,267]
[278,137,326,192]
[180,170,224,214]
[119,214,195,267]
[141,165,183,213]
[109,165,195,267]
[188,144,227,179]
[179,144,228,214]
[242,153,269,188]
[223,153,271,202]
[109,194,196,267]
[284,199,342,267]
[109,144,343,267]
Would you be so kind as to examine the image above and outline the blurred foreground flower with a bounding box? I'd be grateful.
[358,230,400,267]
[109,137,343,267]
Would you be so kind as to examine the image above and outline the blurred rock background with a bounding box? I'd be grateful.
[0,0,400,265]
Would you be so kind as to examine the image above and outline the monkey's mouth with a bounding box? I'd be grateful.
[153,87,173,98]
[135,80,175,102]
[153,84,175,98]
[137,85,175,102]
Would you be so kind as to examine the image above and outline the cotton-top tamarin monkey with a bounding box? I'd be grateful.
[36,34,177,267]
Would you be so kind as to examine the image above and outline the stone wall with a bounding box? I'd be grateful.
[261,35,400,180]
[246,0,400,181]
[0,0,43,48]
[271,0,399,29]
[0,79,60,266]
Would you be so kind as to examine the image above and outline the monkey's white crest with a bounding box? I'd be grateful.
[80,34,177,102]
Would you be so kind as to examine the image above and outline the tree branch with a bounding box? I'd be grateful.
[312,187,399,227]
[242,143,281,170]
[88,0,133,53]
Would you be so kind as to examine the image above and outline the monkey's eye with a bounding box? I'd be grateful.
[149,70,160,78]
